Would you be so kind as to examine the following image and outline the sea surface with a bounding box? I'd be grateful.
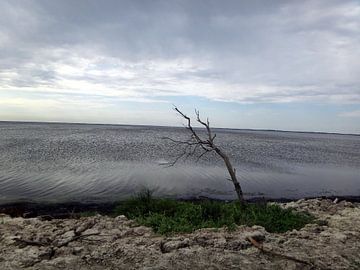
[0,121,359,204]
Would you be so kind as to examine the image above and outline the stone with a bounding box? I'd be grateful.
[72,246,84,255]
[114,215,128,222]
[160,238,190,253]
[82,229,99,236]
[0,199,359,270]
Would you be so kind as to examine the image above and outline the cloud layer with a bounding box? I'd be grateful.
[0,0,360,132]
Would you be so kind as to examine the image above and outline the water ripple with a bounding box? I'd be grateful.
[0,122,359,203]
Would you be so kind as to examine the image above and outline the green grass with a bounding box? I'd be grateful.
[79,211,99,217]
[113,191,314,235]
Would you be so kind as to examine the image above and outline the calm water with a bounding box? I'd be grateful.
[0,121,359,204]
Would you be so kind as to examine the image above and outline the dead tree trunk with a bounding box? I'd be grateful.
[163,106,245,203]
[214,148,244,203]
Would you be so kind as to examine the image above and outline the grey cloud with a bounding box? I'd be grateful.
[0,0,359,104]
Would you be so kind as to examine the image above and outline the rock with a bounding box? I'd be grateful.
[75,220,95,234]
[43,256,78,268]
[132,226,153,236]
[0,198,359,270]
[18,247,42,267]
[244,226,266,242]
[115,215,128,222]
[333,232,347,243]
[160,238,190,253]
[82,229,99,236]
[61,230,76,239]
[38,247,55,260]
[72,246,84,255]
[53,231,75,247]
[120,226,153,237]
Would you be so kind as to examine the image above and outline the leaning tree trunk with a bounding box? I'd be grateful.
[214,147,244,203]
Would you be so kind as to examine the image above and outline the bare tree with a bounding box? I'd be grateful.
[163,106,245,203]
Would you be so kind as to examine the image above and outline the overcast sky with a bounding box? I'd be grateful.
[0,0,360,133]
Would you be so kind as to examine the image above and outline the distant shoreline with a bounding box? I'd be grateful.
[1,120,359,137]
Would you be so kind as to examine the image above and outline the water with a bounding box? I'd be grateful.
[0,121,359,204]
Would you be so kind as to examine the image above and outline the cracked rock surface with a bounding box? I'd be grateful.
[0,199,359,270]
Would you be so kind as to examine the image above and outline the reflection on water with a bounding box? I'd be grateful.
[0,122,359,203]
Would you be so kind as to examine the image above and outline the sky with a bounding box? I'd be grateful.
[0,0,360,134]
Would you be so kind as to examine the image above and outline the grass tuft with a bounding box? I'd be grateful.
[114,192,314,235]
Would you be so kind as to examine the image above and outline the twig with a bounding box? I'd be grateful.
[14,238,48,247]
[55,232,100,248]
[248,236,316,269]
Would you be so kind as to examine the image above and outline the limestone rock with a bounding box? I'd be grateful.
[0,198,359,270]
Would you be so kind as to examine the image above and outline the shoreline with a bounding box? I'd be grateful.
[1,195,360,219]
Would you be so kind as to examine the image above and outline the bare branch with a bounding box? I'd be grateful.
[195,149,213,162]
[195,109,215,144]
[162,137,199,146]
[14,238,48,247]
[163,150,188,167]
[248,237,316,268]
[174,106,205,144]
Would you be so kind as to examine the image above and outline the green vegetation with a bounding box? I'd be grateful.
[113,191,314,235]
[79,211,99,217]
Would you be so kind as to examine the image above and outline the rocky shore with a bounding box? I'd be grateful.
[1,199,359,270]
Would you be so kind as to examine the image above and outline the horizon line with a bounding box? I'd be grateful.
[0,120,359,137]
